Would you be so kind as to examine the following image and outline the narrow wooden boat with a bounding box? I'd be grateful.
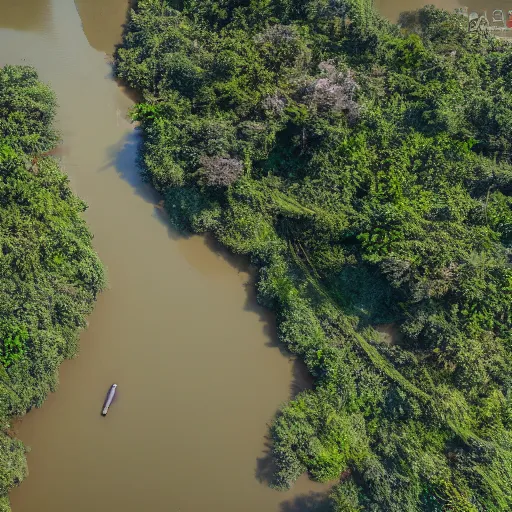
[101,383,117,416]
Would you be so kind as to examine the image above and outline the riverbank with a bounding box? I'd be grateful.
[0,64,105,511]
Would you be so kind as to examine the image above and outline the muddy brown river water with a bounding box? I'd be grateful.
[0,0,509,511]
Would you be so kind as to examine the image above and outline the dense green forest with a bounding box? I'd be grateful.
[116,1,512,510]
[0,65,105,511]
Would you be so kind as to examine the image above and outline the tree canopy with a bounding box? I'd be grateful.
[116,1,512,510]
[0,65,105,511]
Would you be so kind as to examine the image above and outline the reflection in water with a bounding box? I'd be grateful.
[0,0,50,32]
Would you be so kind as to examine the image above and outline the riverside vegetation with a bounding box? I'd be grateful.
[0,65,105,511]
[115,0,512,509]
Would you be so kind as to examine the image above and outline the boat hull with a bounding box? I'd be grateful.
[101,384,117,416]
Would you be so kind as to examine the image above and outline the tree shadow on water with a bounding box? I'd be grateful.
[101,128,152,201]
[100,128,188,242]
[254,362,314,488]
[279,492,332,512]
[290,357,314,399]
[200,235,295,358]
[237,265,313,397]
[255,439,276,486]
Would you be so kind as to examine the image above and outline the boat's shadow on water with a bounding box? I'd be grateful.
[104,128,329,512]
